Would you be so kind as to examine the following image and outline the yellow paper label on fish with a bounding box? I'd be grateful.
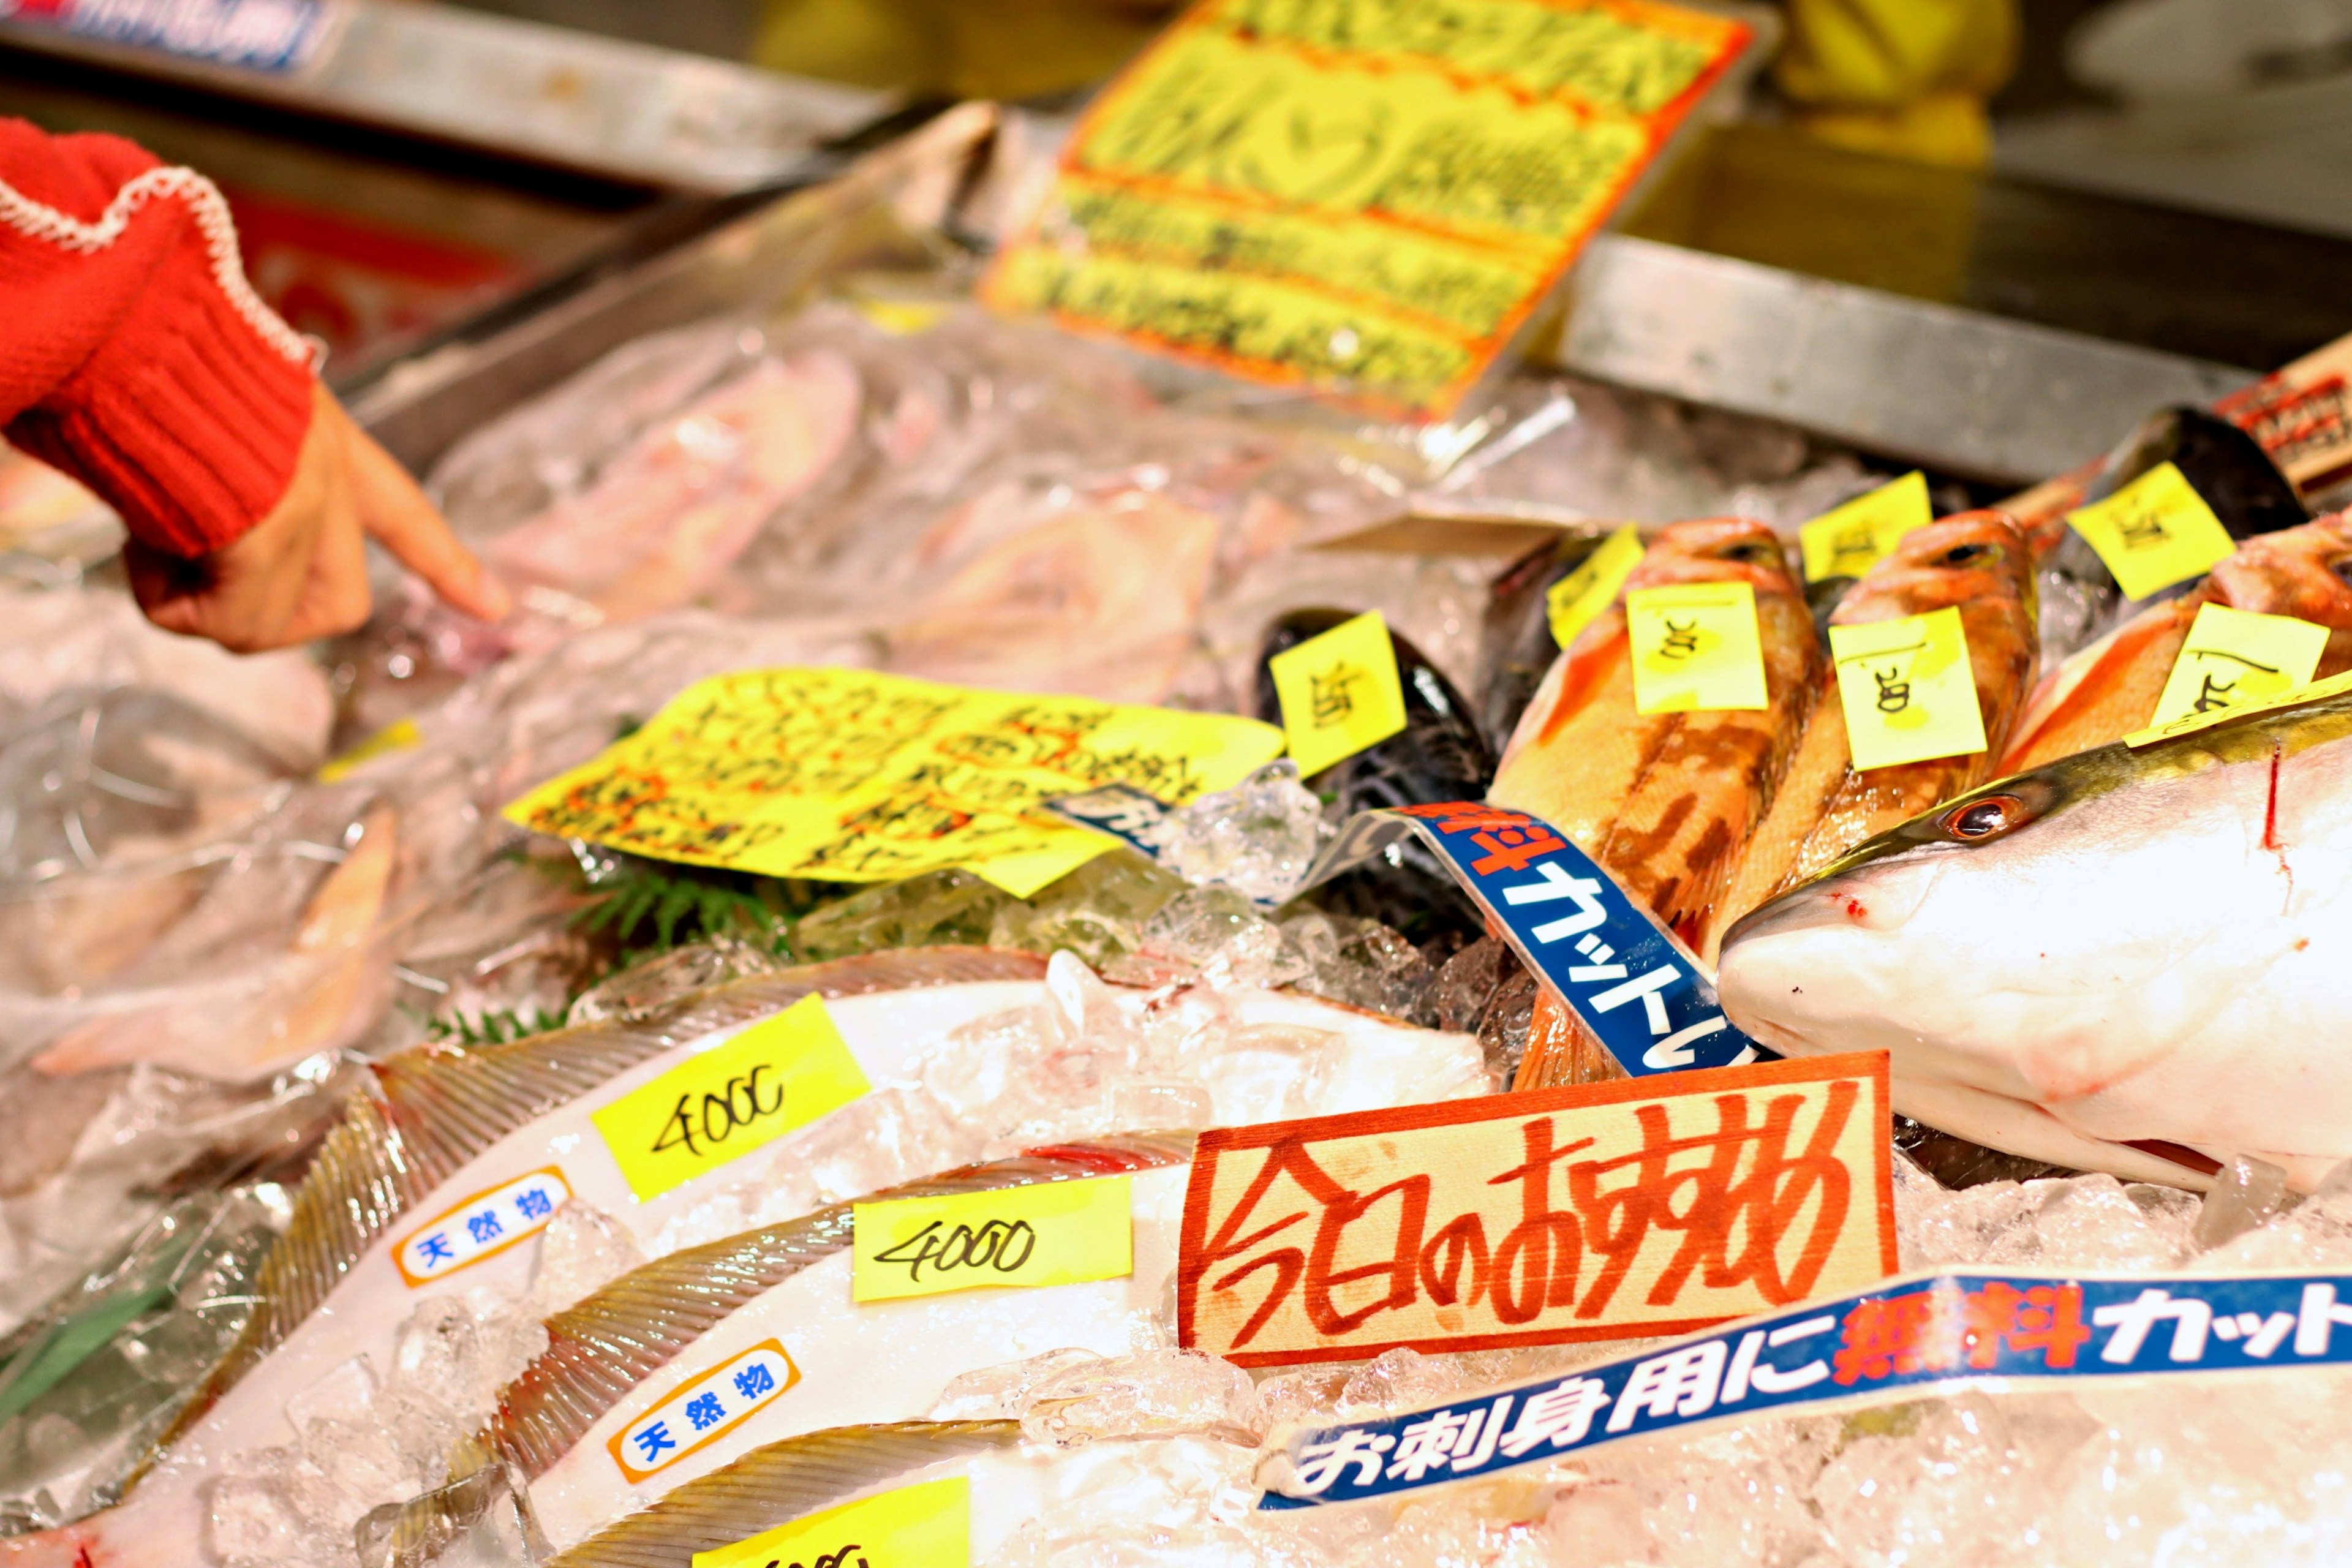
[2127,665,2352,747]
[1626,581,1768,712]
[1798,472,1932,582]
[1828,608,1988,771]
[2146,602,2330,733]
[980,0,1755,418]
[2065,461,2237,601]
[1269,611,1409,777]
[501,669,1284,899]
[1547,524,1646,650]
[694,1474,968,1568]
[318,717,422,783]
[853,1175,1133,1303]
[592,995,871,1204]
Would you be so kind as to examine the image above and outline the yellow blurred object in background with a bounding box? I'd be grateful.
[1776,0,2019,168]
[755,0,1175,101]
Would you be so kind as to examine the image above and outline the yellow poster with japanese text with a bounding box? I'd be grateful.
[503,669,1285,898]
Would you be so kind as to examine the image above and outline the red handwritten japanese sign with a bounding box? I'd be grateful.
[1177,1052,1895,1366]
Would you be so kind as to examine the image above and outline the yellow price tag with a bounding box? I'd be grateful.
[2127,657,2352,747]
[1268,611,1409,777]
[853,1174,1133,1303]
[318,718,423,783]
[1827,608,1988,771]
[1626,582,1767,713]
[693,1475,968,1568]
[592,995,871,1203]
[2147,601,2330,732]
[2066,462,2237,601]
[1798,472,1932,582]
[1546,525,1646,650]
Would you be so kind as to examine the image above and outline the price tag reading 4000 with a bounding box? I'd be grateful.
[1827,608,1988,771]
[1626,582,1767,713]
[853,1175,1134,1303]
[693,1475,969,1568]
[592,995,872,1203]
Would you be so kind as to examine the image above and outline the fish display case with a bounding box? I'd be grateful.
[12,38,2352,1568]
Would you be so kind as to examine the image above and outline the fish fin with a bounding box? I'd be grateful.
[549,1421,1020,1568]
[476,1135,1191,1480]
[1891,1079,2217,1193]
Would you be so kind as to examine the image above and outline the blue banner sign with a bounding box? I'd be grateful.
[1262,1267,2352,1510]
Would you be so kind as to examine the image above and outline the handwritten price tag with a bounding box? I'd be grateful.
[1626,582,1768,713]
[2127,665,2352,747]
[592,995,871,1203]
[982,0,1755,416]
[1827,608,1988,771]
[2147,601,2329,731]
[1547,525,1646,650]
[1798,472,1931,582]
[853,1175,1133,1304]
[1179,1053,1894,1366]
[693,1474,968,1568]
[502,669,1283,899]
[2067,461,2237,601]
[1268,611,1409,777]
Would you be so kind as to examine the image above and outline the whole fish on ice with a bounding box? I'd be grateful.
[1717,686,2352,1191]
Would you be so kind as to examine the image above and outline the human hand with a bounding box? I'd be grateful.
[125,383,510,652]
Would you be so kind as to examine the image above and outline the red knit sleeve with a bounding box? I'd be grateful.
[0,116,317,557]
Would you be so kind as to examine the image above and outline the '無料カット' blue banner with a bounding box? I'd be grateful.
[1261,1267,2352,1510]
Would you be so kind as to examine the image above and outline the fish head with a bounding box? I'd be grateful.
[1631,517,1798,597]
[1834,510,2034,621]
[2209,511,2352,627]
[1716,706,2323,1106]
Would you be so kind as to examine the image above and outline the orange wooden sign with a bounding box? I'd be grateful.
[1177,1052,1896,1366]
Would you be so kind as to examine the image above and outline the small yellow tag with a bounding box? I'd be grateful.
[1545,525,1646,650]
[1798,472,1932,582]
[1828,608,1988,771]
[1626,582,1768,713]
[1268,611,1409,777]
[2066,462,2237,601]
[318,718,422,783]
[592,995,871,1203]
[854,297,953,336]
[2127,664,2352,747]
[853,1175,1133,1304]
[2147,602,2331,732]
[693,1475,968,1568]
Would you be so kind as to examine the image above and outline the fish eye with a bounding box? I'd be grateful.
[1943,794,2026,840]
[1719,543,1774,563]
[2331,556,2352,587]
[1936,543,1991,566]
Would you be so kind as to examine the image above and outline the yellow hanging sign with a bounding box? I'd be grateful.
[1798,472,1932,582]
[1626,582,1768,713]
[1546,525,1646,650]
[853,1175,1134,1304]
[982,0,1756,417]
[1268,611,1409,777]
[2147,601,2331,732]
[1827,608,1988,771]
[502,669,1284,899]
[2066,462,2237,602]
[592,995,872,1204]
[693,1476,970,1568]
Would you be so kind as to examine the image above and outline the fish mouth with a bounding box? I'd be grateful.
[1720,852,1944,954]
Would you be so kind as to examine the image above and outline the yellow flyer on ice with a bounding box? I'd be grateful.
[1268,611,1409,777]
[1828,608,1987,771]
[593,995,870,1202]
[1798,472,1931,582]
[1547,525,1646,649]
[2147,602,2330,731]
[1627,581,1767,712]
[2067,462,2236,601]
[854,1175,1134,1303]
[694,1475,968,1568]
[983,0,1757,418]
[502,669,1284,898]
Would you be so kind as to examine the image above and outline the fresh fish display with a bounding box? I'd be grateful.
[2002,511,2352,773]
[2037,406,2306,658]
[452,1137,1189,1550]
[1699,510,2040,962]
[1717,686,2352,1191]
[1471,529,1605,752]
